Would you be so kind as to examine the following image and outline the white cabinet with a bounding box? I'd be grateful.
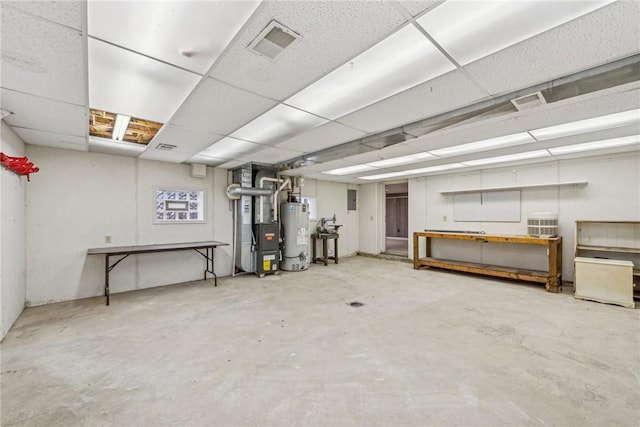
[575,257,635,308]
[574,221,639,308]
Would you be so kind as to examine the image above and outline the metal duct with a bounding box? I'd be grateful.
[277,54,640,171]
[233,165,256,273]
[226,183,272,199]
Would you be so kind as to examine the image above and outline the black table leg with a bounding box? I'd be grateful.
[105,254,110,306]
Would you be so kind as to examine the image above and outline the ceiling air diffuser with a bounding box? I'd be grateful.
[248,20,300,60]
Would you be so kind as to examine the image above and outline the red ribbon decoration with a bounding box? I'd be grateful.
[0,152,39,181]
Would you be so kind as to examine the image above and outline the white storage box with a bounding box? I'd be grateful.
[574,257,635,308]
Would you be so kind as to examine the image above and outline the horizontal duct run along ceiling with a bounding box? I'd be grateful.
[276,54,640,170]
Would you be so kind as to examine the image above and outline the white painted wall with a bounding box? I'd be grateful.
[25,146,233,306]
[406,152,640,281]
[300,179,359,258]
[1,123,27,340]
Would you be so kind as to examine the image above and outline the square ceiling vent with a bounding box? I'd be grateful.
[511,92,547,111]
[248,20,300,60]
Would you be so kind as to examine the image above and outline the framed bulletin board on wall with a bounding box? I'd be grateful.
[154,188,205,224]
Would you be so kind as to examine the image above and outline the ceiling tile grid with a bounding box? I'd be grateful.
[2,0,84,31]
[140,125,224,163]
[238,145,305,164]
[463,1,640,96]
[395,1,442,18]
[169,77,278,136]
[1,6,86,105]
[208,1,407,100]
[14,128,86,151]
[1,89,87,137]
[276,122,367,153]
[88,38,201,123]
[87,1,261,75]
[336,69,488,134]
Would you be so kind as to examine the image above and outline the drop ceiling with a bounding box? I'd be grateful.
[1,0,639,185]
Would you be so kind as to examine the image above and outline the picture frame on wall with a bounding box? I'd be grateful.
[154,187,205,224]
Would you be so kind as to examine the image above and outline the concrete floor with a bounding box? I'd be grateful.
[1,256,639,426]
[384,237,408,256]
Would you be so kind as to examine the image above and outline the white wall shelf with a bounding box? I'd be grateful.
[439,181,588,195]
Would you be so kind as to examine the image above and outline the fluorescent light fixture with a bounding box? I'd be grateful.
[404,163,466,175]
[187,154,227,166]
[231,104,328,145]
[548,135,640,155]
[199,136,261,158]
[358,171,409,181]
[530,109,640,141]
[463,150,550,167]
[366,152,435,168]
[429,132,535,157]
[323,164,376,176]
[112,114,131,141]
[417,1,614,65]
[286,25,455,120]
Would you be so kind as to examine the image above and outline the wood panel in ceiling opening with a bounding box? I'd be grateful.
[89,108,163,145]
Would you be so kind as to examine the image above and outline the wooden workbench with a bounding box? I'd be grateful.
[413,231,562,292]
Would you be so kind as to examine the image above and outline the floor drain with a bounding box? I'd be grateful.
[349,301,364,307]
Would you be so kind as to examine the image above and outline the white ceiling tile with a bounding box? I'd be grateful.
[88,38,201,123]
[464,1,640,95]
[170,78,278,135]
[276,122,367,152]
[88,137,146,158]
[239,146,304,164]
[285,25,455,120]
[417,1,613,66]
[87,1,260,75]
[186,154,228,167]
[1,89,86,137]
[218,160,249,170]
[231,104,328,145]
[512,87,640,132]
[4,0,84,30]
[337,70,487,133]
[1,6,85,105]
[139,125,223,163]
[199,136,263,159]
[396,1,442,17]
[15,128,86,151]
[209,1,407,100]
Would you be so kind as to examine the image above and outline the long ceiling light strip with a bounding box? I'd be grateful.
[323,164,376,175]
[416,0,615,65]
[548,135,640,155]
[358,171,410,181]
[429,132,535,157]
[285,25,455,120]
[366,152,435,168]
[529,108,640,141]
[462,150,550,167]
[230,104,328,146]
[112,114,131,141]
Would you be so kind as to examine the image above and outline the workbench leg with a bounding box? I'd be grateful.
[312,237,317,264]
[546,240,561,293]
[334,238,339,264]
[323,239,328,266]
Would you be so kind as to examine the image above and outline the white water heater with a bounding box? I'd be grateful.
[280,202,310,271]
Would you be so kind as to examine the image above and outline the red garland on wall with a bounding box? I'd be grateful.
[0,152,39,181]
